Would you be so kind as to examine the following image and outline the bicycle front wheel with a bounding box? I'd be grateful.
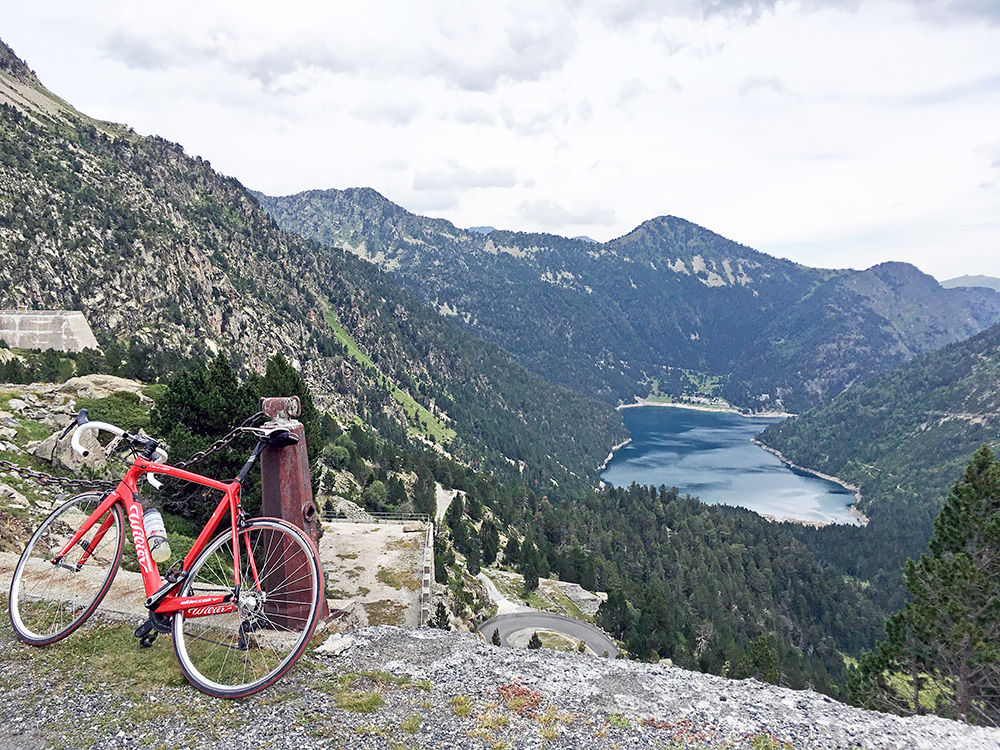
[171,518,322,698]
[8,491,124,645]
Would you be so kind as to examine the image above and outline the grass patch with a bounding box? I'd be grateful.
[364,599,407,626]
[324,309,455,444]
[13,418,50,443]
[377,566,421,591]
[475,709,510,730]
[386,536,422,551]
[3,617,187,695]
[749,734,796,750]
[400,714,422,734]
[607,712,630,729]
[539,584,589,622]
[336,689,384,713]
[536,630,584,652]
[314,669,426,716]
[450,694,473,717]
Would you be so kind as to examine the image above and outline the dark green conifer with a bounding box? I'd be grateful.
[850,445,1000,725]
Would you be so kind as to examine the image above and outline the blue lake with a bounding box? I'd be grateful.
[601,406,861,526]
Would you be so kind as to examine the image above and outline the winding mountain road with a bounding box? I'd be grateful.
[477,611,619,657]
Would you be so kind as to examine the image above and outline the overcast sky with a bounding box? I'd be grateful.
[4,1,999,279]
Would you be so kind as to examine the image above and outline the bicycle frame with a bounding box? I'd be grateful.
[53,455,251,620]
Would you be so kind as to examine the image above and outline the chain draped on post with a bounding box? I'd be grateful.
[171,411,266,470]
[0,411,266,490]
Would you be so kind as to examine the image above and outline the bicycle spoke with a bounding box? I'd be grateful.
[9,493,124,645]
[172,519,321,698]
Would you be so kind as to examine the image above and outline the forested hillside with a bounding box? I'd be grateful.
[0,38,624,488]
[758,321,1000,608]
[256,187,1000,412]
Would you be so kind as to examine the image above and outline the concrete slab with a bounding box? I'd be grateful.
[0,311,99,353]
[318,521,426,629]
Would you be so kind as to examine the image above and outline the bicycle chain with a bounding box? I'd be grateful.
[0,411,266,489]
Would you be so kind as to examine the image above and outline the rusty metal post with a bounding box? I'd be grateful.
[259,396,328,622]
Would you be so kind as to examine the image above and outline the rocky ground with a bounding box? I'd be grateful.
[1,620,997,750]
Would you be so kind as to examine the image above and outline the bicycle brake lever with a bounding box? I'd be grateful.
[59,408,90,440]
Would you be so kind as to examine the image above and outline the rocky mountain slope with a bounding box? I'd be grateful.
[0,38,625,485]
[2,622,996,749]
[256,187,1000,412]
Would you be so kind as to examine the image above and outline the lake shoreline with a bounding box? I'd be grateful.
[602,403,867,527]
[752,438,869,526]
[618,398,796,420]
[598,437,632,473]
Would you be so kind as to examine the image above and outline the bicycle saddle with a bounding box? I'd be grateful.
[246,427,300,448]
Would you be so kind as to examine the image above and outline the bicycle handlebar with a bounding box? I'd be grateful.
[70,419,168,487]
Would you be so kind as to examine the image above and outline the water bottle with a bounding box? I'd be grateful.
[143,508,172,563]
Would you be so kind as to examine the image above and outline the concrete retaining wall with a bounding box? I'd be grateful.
[0,311,99,353]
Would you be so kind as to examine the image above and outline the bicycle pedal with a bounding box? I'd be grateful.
[134,620,158,647]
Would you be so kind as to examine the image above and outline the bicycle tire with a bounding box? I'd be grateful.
[171,517,322,698]
[8,491,124,646]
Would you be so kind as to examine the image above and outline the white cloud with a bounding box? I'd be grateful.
[517,199,618,228]
[413,163,518,192]
[352,99,423,125]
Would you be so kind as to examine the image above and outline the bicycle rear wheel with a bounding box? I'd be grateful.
[8,491,124,645]
[171,518,322,698]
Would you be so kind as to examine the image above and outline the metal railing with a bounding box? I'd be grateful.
[322,509,432,524]
[419,521,434,627]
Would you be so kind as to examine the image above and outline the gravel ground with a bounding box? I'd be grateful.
[2,621,998,750]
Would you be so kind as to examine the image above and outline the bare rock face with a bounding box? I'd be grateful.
[31,429,106,473]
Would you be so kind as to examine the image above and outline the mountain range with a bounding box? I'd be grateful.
[254,187,1000,413]
[941,274,1000,293]
[0,38,624,488]
[6,35,1000,712]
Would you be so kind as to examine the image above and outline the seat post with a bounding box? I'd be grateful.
[258,396,328,622]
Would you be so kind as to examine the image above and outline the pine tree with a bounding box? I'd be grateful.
[736,634,780,685]
[491,628,501,646]
[503,535,520,566]
[431,602,450,630]
[466,544,481,577]
[480,519,500,567]
[850,445,1000,725]
[528,632,542,650]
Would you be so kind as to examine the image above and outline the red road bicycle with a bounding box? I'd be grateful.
[7,410,323,698]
